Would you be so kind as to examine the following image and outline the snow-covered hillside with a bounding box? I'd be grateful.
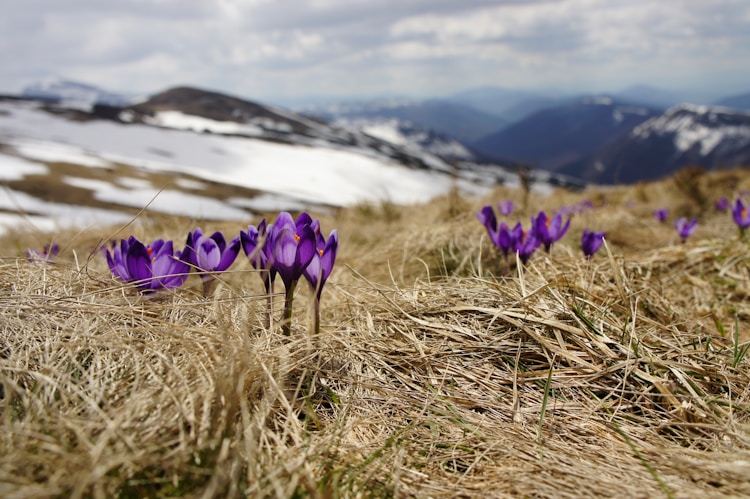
[0,97,512,234]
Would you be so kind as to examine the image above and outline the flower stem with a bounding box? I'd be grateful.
[264,275,274,331]
[313,297,321,337]
[201,276,217,298]
[282,279,296,336]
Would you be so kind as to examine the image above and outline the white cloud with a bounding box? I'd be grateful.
[1,0,749,101]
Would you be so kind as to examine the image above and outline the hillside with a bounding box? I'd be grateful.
[1,166,750,497]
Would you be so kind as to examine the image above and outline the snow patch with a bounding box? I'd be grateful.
[144,110,264,136]
[0,153,49,180]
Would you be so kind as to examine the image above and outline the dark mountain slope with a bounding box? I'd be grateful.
[560,104,750,183]
[472,97,659,171]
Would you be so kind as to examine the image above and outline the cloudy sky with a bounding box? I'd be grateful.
[3,0,750,106]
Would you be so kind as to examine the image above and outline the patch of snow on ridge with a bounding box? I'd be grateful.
[631,105,750,155]
[6,139,111,168]
[60,176,252,221]
[144,111,264,136]
[92,187,253,221]
[360,119,409,146]
[0,188,132,234]
[0,153,48,180]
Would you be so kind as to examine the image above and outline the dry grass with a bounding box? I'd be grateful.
[1,168,750,498]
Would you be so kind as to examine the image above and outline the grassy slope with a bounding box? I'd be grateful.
[1,167,750,498]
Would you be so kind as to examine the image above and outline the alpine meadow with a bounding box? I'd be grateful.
[2,166,750,498]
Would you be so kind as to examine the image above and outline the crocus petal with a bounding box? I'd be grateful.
[477,205,498,233]
[319,230,338,282]
[126,239,152,284]
[216,236,240,272]
[196,237,221,271]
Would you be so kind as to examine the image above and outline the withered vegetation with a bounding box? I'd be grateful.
[1,167,750,498]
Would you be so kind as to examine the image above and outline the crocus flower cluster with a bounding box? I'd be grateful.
[477,205,571,264]
[104,211,338,335]
[105,236,191,293]
[241,212,338,335]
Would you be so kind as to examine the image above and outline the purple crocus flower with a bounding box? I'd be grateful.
[105,236,189,293]
[732,198,750,235]
[715,197,729,212]
[303,229,338,300]
[477,205,498,234]
[494,221,523,259]
[675,218,698,242]
[183,228,240,278]
[514,229,541,264]
[268,212,316,290]
[653,208,669,223]
[183,228,240,296]
[498,200,514,216]
[581,230,605,259]
[26,243,59,263]
[241,219,274,285]
[266,212,318,335]
[534,211,571,252]
[304,227,339,335]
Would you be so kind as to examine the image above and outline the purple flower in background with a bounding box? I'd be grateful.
[732,198,750,235]
[675,218,698,242]
[715,197,729,212]
[653,208,669,223]
[581,230,605,259]
[514,229,541,264]
[477,205,498,234]
[494,221,523,259]
[26,243,59,263]
[104,236,189,293]
[498,200,514,216]
[183,228,240,278]
[534,211,571,252]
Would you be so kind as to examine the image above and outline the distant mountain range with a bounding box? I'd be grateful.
[311,86,750,184]
[302,98,507,143]
[20,78,137,108]
[471,97,661,171]
[560,104,750,183]
[10,78,750,186]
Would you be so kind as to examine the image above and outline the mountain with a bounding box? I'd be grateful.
[714,92,750,111]
[21,78,135,109]
[471,96,660,171]
[560,104,750,183]
[3,84,583,233]
[302,98,507,143]
[613,85,685,109]
[445,86,575,124]
[119,86,510,176]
